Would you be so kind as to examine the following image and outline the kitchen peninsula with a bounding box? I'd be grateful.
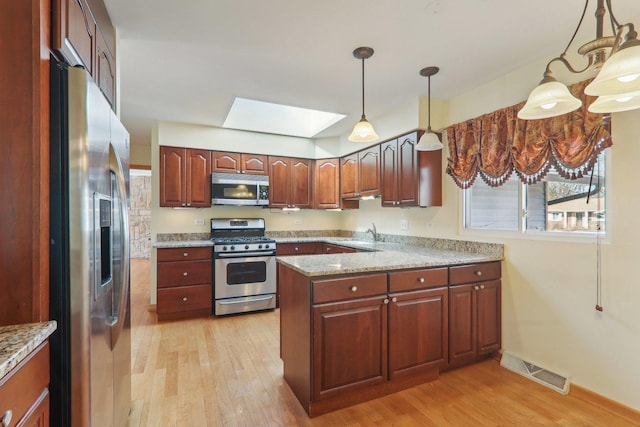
[276,237,503,416]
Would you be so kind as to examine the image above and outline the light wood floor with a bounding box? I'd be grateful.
[128,259,639,426]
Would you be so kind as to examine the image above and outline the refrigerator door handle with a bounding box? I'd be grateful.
[109,144,130,349]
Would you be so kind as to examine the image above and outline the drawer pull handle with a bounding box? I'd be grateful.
[392,297,398,303]
[183,272,188,276]
[350,286,358,292]
[1,410,12,427]
[475,271,482,276]
[383,298,389,305]
[182,297,188,301]
[295,247,299,251]
[418,277,425,283]
[183,252,188,257]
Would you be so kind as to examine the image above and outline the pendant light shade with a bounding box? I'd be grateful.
[348,47,378,143]
[416,66,443,151]
[588,90,640,113]
[585,41,640,96]
[518,75,582,120]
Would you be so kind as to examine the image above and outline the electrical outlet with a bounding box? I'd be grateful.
[194,219,205,225]
[294,219,302,225]
[400,219,408,230]
[426,222,433,229]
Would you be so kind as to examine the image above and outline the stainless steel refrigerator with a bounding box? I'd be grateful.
[50,60,131,427]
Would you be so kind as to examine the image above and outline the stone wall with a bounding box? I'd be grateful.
[129,174,152,258]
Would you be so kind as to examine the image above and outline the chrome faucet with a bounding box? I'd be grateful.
[366,222,378,242]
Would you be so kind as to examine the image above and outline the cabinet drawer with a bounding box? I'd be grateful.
[389,267,448,292]
[157,259,212,288]
[449,262,501,285]
[0,342,49,426]
[277,242,318,255]
[158,246,212,262]
[157,284,212,314]
[313,273,387,304]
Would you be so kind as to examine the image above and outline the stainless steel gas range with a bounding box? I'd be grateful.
[211,218,277,315]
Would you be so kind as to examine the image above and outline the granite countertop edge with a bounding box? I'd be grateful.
[0,321,57,380]
[154,240,214,248]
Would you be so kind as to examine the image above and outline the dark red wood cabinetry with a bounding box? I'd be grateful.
[159,147,211,207]
[314,158,340,209]
[381,131,442,207]
[212,151,268,175]
[340,146,381,199]
[268,156,313,209]
[448,262,501,368]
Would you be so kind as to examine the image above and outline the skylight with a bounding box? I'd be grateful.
[223,98,346,138]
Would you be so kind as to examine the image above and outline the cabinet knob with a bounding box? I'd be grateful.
[182,297,188,302]
[183,272,188,276]
[1,410,12,427]
[418,277,425,283]
[187,203,191,206]
[474,285,480,290]
[392,297,398,303]
[480,285,485,290]
[350,286,358,292]
[475,271,483,276]
[294,247,299,251]
[183,252,189,257]
[383,298,389,305]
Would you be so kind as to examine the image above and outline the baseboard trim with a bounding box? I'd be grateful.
[570,384,640,424]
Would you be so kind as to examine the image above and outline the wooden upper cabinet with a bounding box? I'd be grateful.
[54,0,96,74]
[95,27,115,107]
[268,156,312,209]
[381,133,420,207]
[314,159,340,209]
[159,147,211,207]
[380,139,399,206]
[212,152,268,175]
[340,146,381,199]
[186,149,212,207]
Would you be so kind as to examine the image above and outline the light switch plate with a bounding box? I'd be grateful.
[194,219,205,225]
[400,219,408,230]
[294,219,302,225]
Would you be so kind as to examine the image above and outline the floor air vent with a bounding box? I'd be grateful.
[500,351,570,394]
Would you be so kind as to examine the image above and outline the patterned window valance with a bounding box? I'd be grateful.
[446,80,612,189]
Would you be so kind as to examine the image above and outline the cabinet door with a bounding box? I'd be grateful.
[340,154,358,199]
[241,154,268,175]
[477,280,501,355]
[212,151,241,173]
[448,283,477,366]
[185,149,211,207]
[397,133,419,206]
[290,158,313,208]
[321,243,357,254]
[268,156,290,208]
[276,242,318,255]
[95,28,115,107]
[17,389,49,427]
[159,147,186,207]
[314,159,340,209]
[54,0,96,74]
[380,140,398,207]
[358,146,381,197]
[389,288,448,380]
[312,297,388,401]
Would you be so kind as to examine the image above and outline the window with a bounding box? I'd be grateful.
[464,154,606,235]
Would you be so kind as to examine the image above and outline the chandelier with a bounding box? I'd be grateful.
[518,0,640,120]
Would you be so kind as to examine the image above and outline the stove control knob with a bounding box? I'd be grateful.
[245,245,250,250]
[230,245,235,251]
[258,244,263,249]
[222,246,227,251]
[265,244,270,249]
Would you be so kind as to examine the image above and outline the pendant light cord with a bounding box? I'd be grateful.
[361,58,366,119]
[427,75,432,131]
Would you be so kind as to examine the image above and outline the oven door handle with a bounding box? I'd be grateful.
[217,294,275,305]
[216,251,276,258]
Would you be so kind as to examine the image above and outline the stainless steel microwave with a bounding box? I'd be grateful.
[211,173,269,206]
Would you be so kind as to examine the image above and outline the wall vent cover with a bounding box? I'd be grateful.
[500,351,570,394]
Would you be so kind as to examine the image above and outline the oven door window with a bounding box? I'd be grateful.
[212,183,258,201]
[226,261,266,284]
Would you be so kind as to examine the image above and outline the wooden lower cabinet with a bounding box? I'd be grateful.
[156,247,212,320]
[312,296,388,401]
[0,342,50,427]
[449,279,501,368]
[276,242,318,255]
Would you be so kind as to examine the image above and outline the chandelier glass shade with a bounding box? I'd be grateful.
[519,0,640,120]
[416,66,444,151]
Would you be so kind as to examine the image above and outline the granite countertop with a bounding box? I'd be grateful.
[275,237,503,277]
[0,321,57,379]
[154,240,214,248]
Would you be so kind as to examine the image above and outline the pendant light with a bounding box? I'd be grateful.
[519,0,640,120]
[416,66,443,151]
[348,47,379,143]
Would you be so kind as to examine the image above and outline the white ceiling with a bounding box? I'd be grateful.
[102,0,640,146]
